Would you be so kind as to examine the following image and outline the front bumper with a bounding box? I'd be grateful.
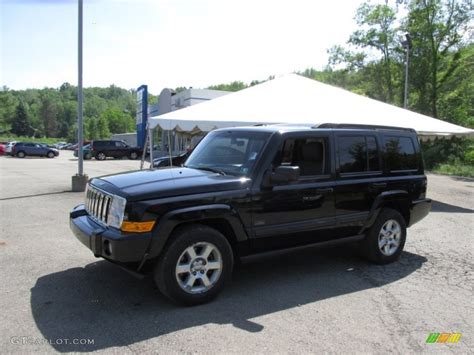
[69,204,151,263]
[409,198,432,227]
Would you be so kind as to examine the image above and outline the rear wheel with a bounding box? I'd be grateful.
[96,152,106,160]
[84,153,92,160]
[129,151,138,160]
[17,151,26,158]
[154,225,233,306]
[361,208,406,265]
[47,151,55,158]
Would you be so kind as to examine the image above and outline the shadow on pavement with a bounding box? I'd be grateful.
[431,200,473,213]
[31,247,426,352]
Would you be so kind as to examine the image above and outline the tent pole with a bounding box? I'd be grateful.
[149,123,154,169]
[140,122,149,170]
[167,130,172,166]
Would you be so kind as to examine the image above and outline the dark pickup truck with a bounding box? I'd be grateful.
[70,124,431,305]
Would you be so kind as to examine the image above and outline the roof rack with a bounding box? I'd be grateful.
[317,123,415,132]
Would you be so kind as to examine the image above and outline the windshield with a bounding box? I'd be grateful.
[185,130,270,176]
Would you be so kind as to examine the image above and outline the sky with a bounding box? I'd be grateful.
[1,0,367,94]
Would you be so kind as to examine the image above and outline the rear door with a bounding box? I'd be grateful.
[334,132,384,237]
[114,141,129,158]
[251,132,336,250]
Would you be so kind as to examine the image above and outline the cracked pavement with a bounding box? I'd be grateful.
[0,152,472,353]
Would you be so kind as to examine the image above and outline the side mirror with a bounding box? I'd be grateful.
[270,166,300,184]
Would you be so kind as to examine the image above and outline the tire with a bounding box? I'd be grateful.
[47,151,55,158]
[154,225,234,306]
[360,208,406,265]
[96,152,106,160]
[84,153,92,160]
[17,151,26,158]
[129,151,138,160]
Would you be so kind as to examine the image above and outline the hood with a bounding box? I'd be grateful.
[91,167,250,202]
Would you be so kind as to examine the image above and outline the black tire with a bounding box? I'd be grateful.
[47,151,55,158]
[360,208,406,265]
[84,153,92,160]
[17,151,26,158]
[129,151,138,160]
[96,152,106,160]
[154,225,234,306]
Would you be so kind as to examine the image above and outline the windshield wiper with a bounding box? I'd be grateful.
[190,166,226,176]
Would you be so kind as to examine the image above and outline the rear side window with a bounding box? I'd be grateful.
[338,136,380,174]
[385,136,418,171]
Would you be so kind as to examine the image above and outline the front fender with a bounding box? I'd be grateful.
[144,204,248,262]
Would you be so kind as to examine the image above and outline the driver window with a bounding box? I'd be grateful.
[275,137,329,176]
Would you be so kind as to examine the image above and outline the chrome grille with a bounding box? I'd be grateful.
[85,185,113,225]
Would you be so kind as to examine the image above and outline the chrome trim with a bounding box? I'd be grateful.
[85,184,114,226]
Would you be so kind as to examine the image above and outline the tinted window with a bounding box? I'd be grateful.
[338,136,380,174]
[385,136,417,171]
[276,137,329,176]
[185,131,269,177]
[115,141,126,147]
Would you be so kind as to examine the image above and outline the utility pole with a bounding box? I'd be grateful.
[402,33,412,109]
[72,0,88,191]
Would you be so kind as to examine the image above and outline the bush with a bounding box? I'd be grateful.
[421,137,472,169]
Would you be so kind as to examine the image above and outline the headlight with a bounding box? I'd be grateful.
[107,195,127,229]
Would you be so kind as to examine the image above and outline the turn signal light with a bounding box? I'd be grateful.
[121,221,155,233]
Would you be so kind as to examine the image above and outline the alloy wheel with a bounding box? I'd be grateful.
[378,219,402,256]
[175,242,223,294]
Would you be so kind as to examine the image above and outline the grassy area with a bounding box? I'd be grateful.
[0,135,68,144]
[432,163,474,178]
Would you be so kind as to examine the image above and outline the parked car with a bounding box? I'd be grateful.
[0,143,5,156]
[70,124,431,306]
[74,144,92,159]
[12,142,59,158]
[5,141,17,155]
[88,140,142,160]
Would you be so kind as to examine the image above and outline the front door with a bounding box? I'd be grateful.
[251,133,336,251]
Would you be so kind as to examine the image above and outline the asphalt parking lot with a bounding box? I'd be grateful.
[0,151,473,353]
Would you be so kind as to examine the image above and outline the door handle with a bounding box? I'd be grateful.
[371,182,387,188]
[315,188,334,193]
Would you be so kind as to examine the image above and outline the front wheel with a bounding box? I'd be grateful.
[154,225,234,306]
[47,151,55,158]
[360,208,406,265]
[129,151,138,160]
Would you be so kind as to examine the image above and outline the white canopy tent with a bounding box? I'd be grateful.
[149,74,473,138]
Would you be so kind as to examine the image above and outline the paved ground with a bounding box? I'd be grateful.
[0,151,472,353]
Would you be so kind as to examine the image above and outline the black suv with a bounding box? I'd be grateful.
[70,125,431,305]
[89,140,142,160]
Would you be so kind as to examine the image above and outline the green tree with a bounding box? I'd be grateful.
[404,0,473,118]
[97,116,111,138]
[100,108,135,134]
[85,118,99,140]
[328,1,401,103]
[208,81,248,92]
[40,95,59,137]
[11,101,31,136]
[0,88,18,133]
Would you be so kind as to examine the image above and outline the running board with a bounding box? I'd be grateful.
[240,234,365,263]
